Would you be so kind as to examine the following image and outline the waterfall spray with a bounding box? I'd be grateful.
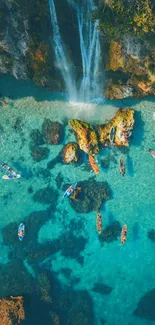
[49,0,103,102]
[48,0,77,100]
[72,0,102,102]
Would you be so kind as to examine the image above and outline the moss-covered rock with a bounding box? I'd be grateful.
[107,41,125,71]
[63,143,80,164]
[98,108,134,147]
[69,120,99,156]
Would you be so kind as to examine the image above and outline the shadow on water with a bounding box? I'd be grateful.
[127,155,134,176]
[131,111,145,146]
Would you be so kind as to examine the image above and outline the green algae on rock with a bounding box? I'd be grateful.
[69,119,99,156]
[98,108,134,147]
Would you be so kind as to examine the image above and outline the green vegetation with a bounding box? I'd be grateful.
[93,0,155,40]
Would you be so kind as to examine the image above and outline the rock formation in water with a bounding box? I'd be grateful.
[69,119,99,156]
[98,108,134,147]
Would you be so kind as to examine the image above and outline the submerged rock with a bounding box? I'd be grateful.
[33,186,58,205]
[69,178,110,213]
[30,129,45,146]
[69,119,99,156]
[99,221,121,243]
[134,288,155,321]
[42,119,64,144]
[147,229,155,242]
[92,282,113,295]
[31,146,49,161]
[63,143,80,164]
[0,296,25,325]
[98,108,134,147]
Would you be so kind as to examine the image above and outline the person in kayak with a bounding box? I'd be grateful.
[120,158,125,177]
[9,172,17,179]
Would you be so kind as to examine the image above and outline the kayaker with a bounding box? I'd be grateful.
[120,158,125,177]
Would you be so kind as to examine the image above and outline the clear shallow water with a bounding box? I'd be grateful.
[0,75,155,324]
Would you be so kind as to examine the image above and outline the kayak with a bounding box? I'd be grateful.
[109,126,116,144]
[96,213,102,234]
[120,158,125,177]
[2,174,21,180]
[18,223,25,241]
[149,149,155,158]
[89,155,100,174]
[0,160,21,179]
[121,224,127,244]
[63,183,77,198]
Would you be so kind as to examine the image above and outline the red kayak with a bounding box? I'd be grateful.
[149,149,155,159]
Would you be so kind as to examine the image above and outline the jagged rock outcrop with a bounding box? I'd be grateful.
[69,120,99,156]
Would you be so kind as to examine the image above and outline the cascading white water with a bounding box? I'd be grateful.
[70,0,102,102]
[48,0,77,100]
[49,0,103,102]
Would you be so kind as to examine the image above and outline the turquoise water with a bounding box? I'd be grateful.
[0,75,155,324]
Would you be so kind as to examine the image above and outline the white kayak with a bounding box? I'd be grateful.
[2,174,21,180]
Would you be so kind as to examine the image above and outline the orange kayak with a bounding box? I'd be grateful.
[96,213,102,234]
[89,155,100,174]
[121,224,127,244]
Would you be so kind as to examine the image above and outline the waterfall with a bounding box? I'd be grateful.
[71,0,102,102]
[49,0,103,102]
[48,0,77,100]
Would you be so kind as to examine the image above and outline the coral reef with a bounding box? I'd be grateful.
[69,120,99,156]
[0,296,25,325]
[31,146,49,161]
[30,129,45,146]
[147,229,155,242]
[69,178,110,213]
[33,186,58,205]
[98,108,134,147]
[63,143,80,164]
[99,221,121,243]
[134,288,155,320]
[42,119,64,145]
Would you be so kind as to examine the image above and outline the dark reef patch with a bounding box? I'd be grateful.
[42,119,64,144]
[13,117,23,132]
[99,221,121,243]
[147,229,155,242]
[30,129,45,146]
[134,288,155,321]
[55,172,64,188]
[35,167,51,180]
[47,153,62,169]
[68,178,111,213]
[31,146,49,162]
[33,186,58,206]
[0,260,34,298]
[92,282,113,295]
